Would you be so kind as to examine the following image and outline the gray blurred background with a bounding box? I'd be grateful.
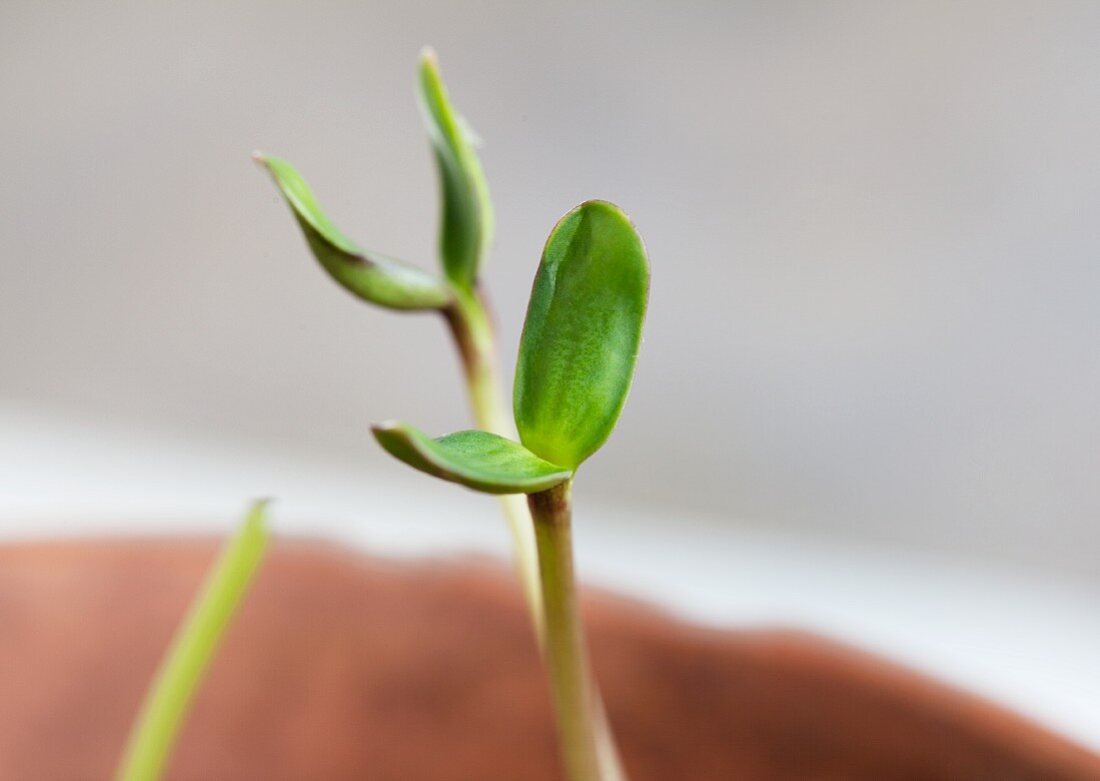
[2,1,1098,578]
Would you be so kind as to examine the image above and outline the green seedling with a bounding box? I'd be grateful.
[116,502,269,781]
[257,51,647,781]
[375,199,647,781]
[255,48,540,630]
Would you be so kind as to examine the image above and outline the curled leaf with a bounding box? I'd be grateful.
[372,422,571,495]
[417,48,494,292]
[255,153,452,311]
[514,201,649,470]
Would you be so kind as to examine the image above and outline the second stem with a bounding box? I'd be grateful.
[444,289,543,633]
[446,289,623,781]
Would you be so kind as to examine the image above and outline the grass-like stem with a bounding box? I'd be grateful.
[114,502,269,781]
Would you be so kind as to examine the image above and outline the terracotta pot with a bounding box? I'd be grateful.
[0,538,1096,780]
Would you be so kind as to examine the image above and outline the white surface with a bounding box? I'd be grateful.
[1,403,1098,752]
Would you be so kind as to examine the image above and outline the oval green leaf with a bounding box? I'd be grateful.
[514,201,649,470]
[255,153,452,311]
[417,48,494,292]
[372,422,571,495]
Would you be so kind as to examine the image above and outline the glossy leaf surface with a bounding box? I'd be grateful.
[417,48,493,292]
[514,201,649,469]
[373,422,571,495]
[256,154,451,311]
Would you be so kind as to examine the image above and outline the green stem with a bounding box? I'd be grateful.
[447,289,623,779]
[444,289,544,636]
[530,482,624,781]
[115,502,269,781]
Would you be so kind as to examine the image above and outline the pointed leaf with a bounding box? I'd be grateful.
[514,201,649,469]
[256,154,452,311]
[372,422,571,495]
[417,48,494,292]
[116,501,269,781]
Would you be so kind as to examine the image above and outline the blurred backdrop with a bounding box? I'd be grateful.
[2,2,1099,574]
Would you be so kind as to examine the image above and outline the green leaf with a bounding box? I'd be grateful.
[115,501,269,781]
[372,422,571,495]
[255,153,452,311]
[417,48,494,292]
[514,201,649,470]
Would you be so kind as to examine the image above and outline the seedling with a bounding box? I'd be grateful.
[116,502,269,781]
[254,49,541,630]
[256,50,648,781]
[375,199,648,781]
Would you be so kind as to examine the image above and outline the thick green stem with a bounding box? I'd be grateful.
[115,503,269,781]
[444,289,543,635]
[530,482,624,781]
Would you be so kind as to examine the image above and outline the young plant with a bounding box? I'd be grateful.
[254,48,541,631]
[256,51,648,781]
[116,502,269,781]
[374,200,649,781]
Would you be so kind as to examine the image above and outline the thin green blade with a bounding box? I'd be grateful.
[255,153,452,311]
[417,48,494,292]
[115,501,270,781]
[373,422,571,495]
[514,201,649,470]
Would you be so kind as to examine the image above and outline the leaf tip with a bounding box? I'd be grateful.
[245,496,272,522]
[252,151,279,180]
[240,499,272,552]
[251,151,278,179]
[576,198,633,226]
[371,419,402,435]
[371,420,412,454]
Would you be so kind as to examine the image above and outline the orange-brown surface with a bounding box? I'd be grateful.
[0,538,1096,780]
